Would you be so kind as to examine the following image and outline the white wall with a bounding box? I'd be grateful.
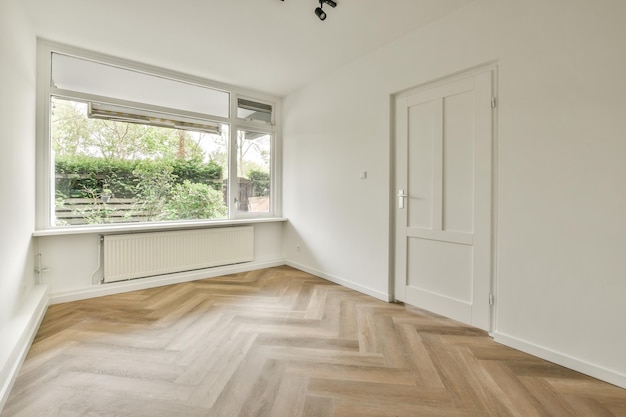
[283,0,626,387]
[283,0,498,299]
[491,0,626,387]
[0,0,48,409]
[37,222,285,302]
[0,0,37,338]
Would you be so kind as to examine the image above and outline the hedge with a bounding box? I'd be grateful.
[55,155,223,199]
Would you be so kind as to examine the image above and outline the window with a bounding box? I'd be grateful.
[237,98,272,124]
[38,42,278,229]
[236,129,271,214]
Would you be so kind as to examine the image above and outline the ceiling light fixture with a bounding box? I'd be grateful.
[314,6,326,20]
[315,0,337,21]
[280,0,338,22]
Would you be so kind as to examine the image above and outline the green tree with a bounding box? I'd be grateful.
[51,99,90,156]
[237,130,270,178]
[51,98,205,161]
[132,160,175,221]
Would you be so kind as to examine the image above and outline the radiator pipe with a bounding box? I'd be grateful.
[34,253,51,284]
[91,236,104,284]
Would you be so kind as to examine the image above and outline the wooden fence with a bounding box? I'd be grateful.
[55,198,150,226]
[55,178,269,226]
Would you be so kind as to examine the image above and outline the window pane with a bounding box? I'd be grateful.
[236,129,271,214]
[237,98,272,124]
[51,97,229,226]
[52,53,230,118]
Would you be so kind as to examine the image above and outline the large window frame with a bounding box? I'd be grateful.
[36,40,281,231]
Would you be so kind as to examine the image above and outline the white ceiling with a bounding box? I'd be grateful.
[24,0,474,96]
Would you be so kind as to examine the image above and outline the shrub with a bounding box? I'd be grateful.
[55,156,224,198]
[164,180,228,220]
[55,156,227,224]
[248,169,270,197]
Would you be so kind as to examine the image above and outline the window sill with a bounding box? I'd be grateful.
[32,217,288,237]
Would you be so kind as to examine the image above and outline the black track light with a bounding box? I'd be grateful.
[315,0,337,21]
[281,0,337,21]
[315,6,327,20]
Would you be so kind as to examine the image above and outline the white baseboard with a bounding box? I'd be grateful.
[0,285,49,413]
[50,258,286,304]
[286,260,390,302]
[494,331,626,389]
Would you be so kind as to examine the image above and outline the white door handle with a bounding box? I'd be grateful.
[397,189,408,209]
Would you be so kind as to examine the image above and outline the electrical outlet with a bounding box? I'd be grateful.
[296,243,301,252]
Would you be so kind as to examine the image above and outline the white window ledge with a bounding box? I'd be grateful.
[33,217,288,237]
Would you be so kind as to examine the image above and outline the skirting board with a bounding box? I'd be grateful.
[50,258,286,304]
[0,285,49,413]
[286,260,390,302]
[494,331,626,390]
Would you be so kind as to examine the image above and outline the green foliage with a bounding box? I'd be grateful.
[170,158,223,191]
[55,154,139,174]
[55,155,138,198]
[164,181,228,220]
[73,204,118,225]
[51,97,235,225]
[55,156,224,199]
[51,98,206,161]
[60,185,119,225]
[54,155,227,224]
[248,169,270,197]
[132,160,175,221]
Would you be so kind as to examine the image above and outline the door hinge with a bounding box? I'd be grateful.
[489,293,495,306]
[491,97,497,109]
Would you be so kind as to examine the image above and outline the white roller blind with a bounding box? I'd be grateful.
[51,52,230,119]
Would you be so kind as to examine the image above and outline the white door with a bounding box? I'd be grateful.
[394,68,495,331]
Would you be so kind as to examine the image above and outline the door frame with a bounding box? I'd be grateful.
[389,62,499,333]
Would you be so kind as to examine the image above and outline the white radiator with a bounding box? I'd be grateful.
[102,226,254,283]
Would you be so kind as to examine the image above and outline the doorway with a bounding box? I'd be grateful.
[393,66,496,331]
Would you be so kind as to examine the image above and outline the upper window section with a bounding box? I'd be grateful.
[237,98,272,125]
[51,53,230,119]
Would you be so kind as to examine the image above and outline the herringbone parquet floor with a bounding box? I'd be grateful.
[2,266,625,416]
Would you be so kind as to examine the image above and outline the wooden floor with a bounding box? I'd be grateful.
[2,266,625,417]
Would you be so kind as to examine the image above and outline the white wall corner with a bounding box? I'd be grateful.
[286,260,391,302]
[0,285,49,413]
[494,331,626,390]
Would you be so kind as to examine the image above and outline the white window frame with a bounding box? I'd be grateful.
[35,39,281,231]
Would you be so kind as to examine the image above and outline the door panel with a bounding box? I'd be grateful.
[443,91,475,234]
[394,68,494,331]
[407,102,435,229]
[408,239,473,302]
